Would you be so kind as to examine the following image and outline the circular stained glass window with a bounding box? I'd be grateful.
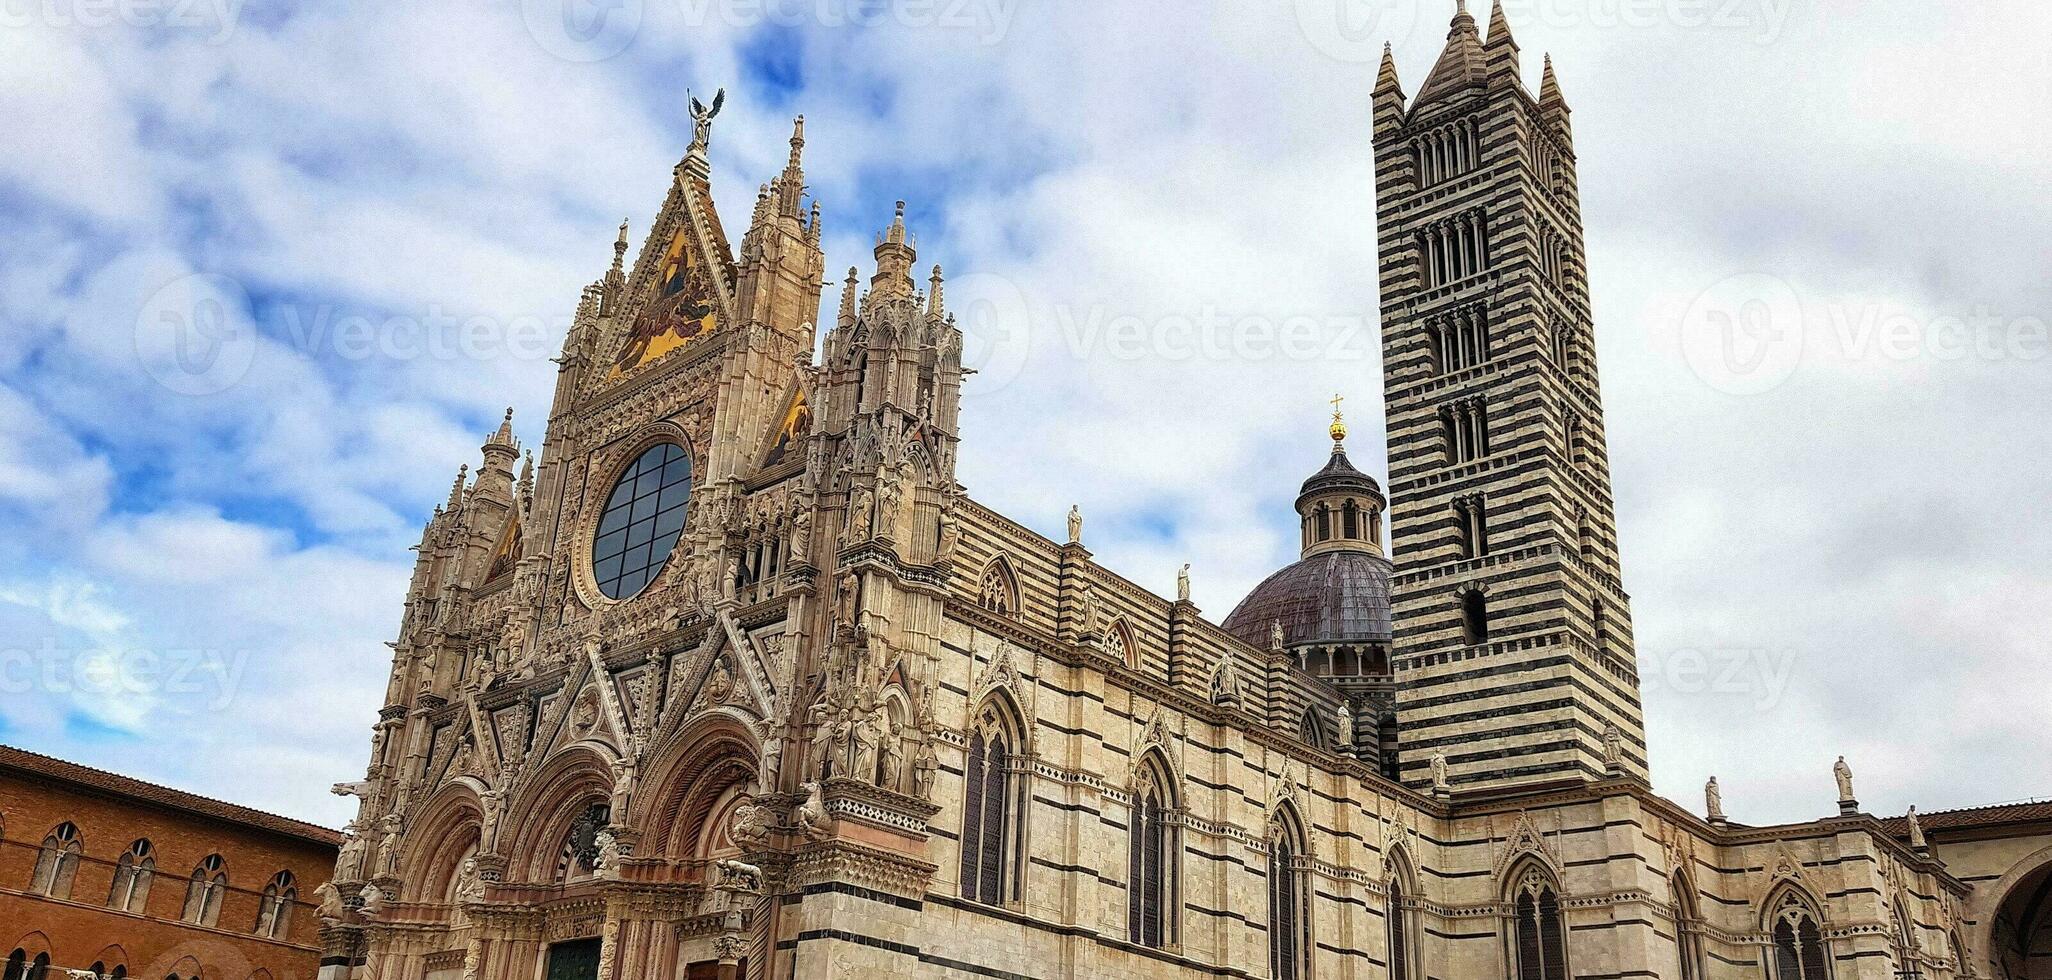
[591,443,692,600]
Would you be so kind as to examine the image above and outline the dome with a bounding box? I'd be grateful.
[1296,446,1382,510]
[1222,549,1393,648]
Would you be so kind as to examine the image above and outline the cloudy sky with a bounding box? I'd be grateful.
[2,0,2047,829]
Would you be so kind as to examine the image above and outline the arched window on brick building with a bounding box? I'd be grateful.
[183,854,228,926]
[256,870,298,938]
[110,839,156,912]
[31,822,84,899]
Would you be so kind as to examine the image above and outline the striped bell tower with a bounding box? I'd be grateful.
[1375,1,1646,792]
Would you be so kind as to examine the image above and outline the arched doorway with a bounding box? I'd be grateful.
[1991,859,2052,979]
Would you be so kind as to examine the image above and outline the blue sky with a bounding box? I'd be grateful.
[2,0,2049,828]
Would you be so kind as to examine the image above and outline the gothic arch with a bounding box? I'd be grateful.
[1505,857,1570,980]
[1267,800,1311,980]
[1981,846,2052,980]
[6,933,53,959]
[503,744,615,883]
[1761,882,1831,980]
[400,781,484,901]
[1671,867,1706,980]
[1385,845,1420,980]
[1128,748,1180,950]
[635,712,760,861]
[959,688,1028,906]
[976,555,1021,617]
[1105,617,1139,670]
[1385,844,1419,894]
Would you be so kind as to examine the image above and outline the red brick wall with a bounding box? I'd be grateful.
[0,766,337,980]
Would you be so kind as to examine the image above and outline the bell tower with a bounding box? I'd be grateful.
[1376,2,1646,792]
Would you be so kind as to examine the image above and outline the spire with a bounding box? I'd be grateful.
[871,202,916,298]
[1540,53,1573,143]
[1540,53,1567,111]
[1373,42,1407,135]
[484,407,517,455]
[778,115,806,218]
[598,219,629,317]
[446,464,469,511]
[1484,0,1520,82]
[1414,0,1487,107]
[927,264,945,318]
[838,266,859,328]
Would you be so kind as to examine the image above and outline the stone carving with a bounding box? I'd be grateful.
[1078,582,1100,635]
[1176,563,1191,602]
[1834,755,1856,806]
[479,786,505,851]
[706,657,734,704]
[1907,805,1927,850]
[911,736,939,800]
[335,821,369,882]
[688,87,724,148]
[1602,723,1623,772]
[846,486,874,543]
[610,754,638,811]
[879,719,906,793]
[1335,701,1354,749]
[1430,752,1449,794]
[376,811,405,876]
[758,719,783,792]
[795,781,831,840]
[454,856,483,902]
[1705,776,1724,822]
[1066,504,1083,544]
[358,882,387,917]
[850,702,882,781]
[730,800,771,849]
[936,504,962,562]
[1269,618,1284,652]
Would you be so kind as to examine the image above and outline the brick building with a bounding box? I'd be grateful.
[0,746,339,980]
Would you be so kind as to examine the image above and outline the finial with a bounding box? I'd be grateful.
[927,264,945,317]
[788,114,806,163]
[1328,393,1348,444]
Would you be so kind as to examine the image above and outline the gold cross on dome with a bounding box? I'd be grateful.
[1329,392,1344,416]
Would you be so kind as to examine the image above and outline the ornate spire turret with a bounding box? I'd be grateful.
[777,115,806,218]
[1295,399,1383,559]
[927,264,945,318]
[838,266,859,328]
[871,201,916,298]
[1373,42,1407,136]
[446,464,469,512]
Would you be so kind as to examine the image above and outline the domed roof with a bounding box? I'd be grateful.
[1296,447,1382,509]
[1222,549,1393,649]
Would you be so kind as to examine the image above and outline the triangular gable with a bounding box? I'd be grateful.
[760,379,813,471]
[607,171,740,381]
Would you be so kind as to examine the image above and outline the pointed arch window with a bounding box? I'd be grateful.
[1510,866,1569,980]
[6,952,49,980]
[183,854,228,926]
[31,821,83,898]
[1127,759,1180,950]
[1299,708,1326,749]
[977,559,1019,617]
[1672,871,1705,980]
[110,838,156,912]
[1768,889,1831,980]
[959,701,1021,906]
[1104,619,1137,670]
[1267,807,1310,980]
[1385,853,1418,980]
[256,870,298,938]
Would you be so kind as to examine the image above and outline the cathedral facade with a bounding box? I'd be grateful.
[312,7,2052,980]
